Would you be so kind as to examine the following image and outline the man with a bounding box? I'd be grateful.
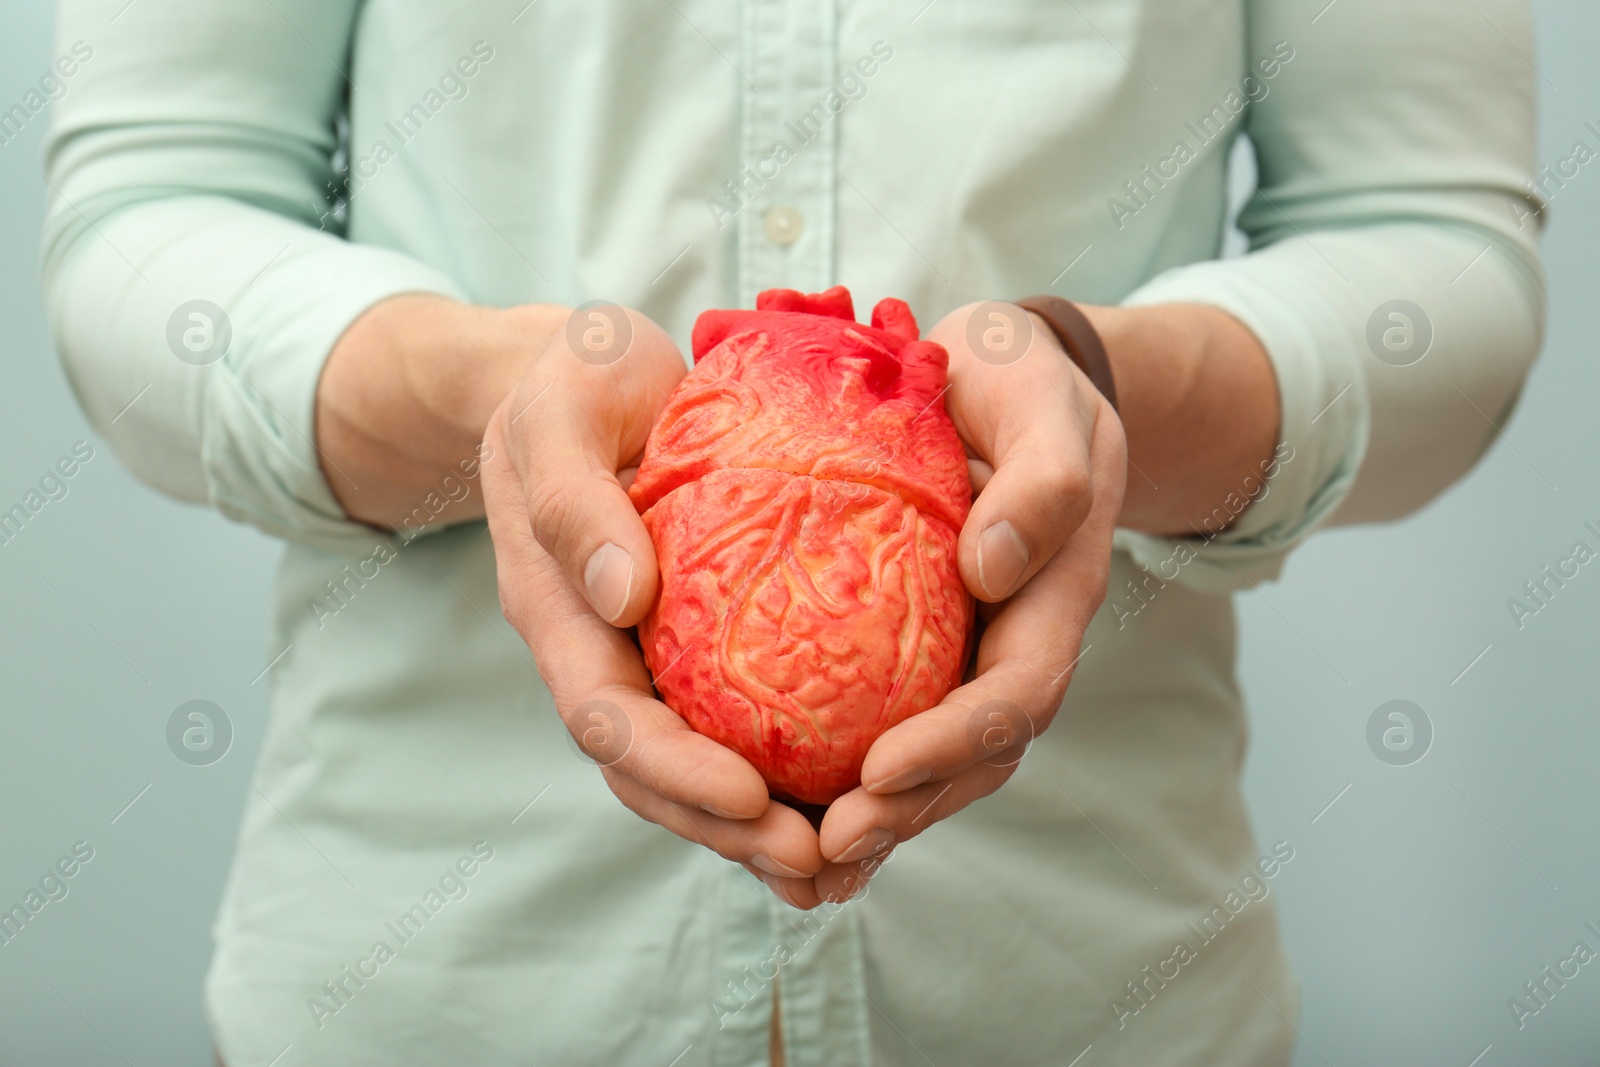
[44,1,1542,1063]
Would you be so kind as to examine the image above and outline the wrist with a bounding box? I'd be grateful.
[1014,297,1121,418]
[401,298,560,449]
[465,303,571,435]
[1080,302,1279,535]
[315,294,567,528]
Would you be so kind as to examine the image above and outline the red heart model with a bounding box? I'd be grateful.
[629,287,973,805]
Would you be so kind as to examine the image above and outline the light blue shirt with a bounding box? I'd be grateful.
[43,1,1543,1063]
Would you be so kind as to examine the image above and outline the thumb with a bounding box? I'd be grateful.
[504,304,686,627]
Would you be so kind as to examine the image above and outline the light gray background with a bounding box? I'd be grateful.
[1,2,1595,1064]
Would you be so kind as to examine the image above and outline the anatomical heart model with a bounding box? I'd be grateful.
[629,287,974,805]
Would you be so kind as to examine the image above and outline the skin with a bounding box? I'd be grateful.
[314,293,1279,910]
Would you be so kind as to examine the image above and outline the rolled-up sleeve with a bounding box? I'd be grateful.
[1114,0,1546,592]
[42,0,465,542]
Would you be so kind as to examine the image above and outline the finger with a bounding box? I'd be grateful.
[814,847,898,904]
[857,671,1048,793]
[606,773,824,884]
[740,863,825,911]
[852,567,1103,797]
[930,302,1109,602]
[854,411,1126,796]
[819,760,1016,865]
[573,686,773,819]
[507,306,687,627]
[483,422,770,820]
[966,398,1126,684]
[966,457,995,494]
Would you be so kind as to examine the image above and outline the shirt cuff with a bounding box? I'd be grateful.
[198,242,468,544]
[1111,256,1371,593]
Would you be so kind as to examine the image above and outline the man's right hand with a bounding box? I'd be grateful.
[480,306,828,907]
[317,294,828,905]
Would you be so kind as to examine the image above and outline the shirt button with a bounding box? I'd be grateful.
[763,205,804,247]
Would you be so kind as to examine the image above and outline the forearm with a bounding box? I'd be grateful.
[315,295,565,530]
[1071,304,1280,538]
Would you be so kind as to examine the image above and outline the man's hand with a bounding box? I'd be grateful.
[804,301,1129,902]
[317,294,831,905]
[479,307,830,907]
[798,298,1278,904]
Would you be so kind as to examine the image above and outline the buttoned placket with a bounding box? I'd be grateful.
[735,0,838,309]
[719,5,873,1064]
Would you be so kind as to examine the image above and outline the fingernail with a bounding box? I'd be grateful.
[864,766,931,794]
[701,802,751,820]
[834,827,895,864]
[752,853,808,879]
[761,874,803,909]
[976,520,1030,599]
[583,542,635,623]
